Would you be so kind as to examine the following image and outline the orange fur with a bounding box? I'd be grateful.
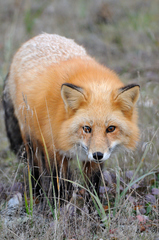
[5,33,140,195]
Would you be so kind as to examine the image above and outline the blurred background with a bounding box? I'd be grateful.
[0,0,159,177]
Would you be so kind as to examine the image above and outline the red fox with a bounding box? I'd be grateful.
[3,33,140,199]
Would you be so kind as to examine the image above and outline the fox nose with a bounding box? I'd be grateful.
[93,152,103,161]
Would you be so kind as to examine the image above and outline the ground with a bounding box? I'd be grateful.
[0,0,159,239]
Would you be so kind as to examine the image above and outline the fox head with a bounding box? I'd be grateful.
[59,82,140,163]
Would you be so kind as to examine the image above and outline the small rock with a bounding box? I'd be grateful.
[7,192,22,208]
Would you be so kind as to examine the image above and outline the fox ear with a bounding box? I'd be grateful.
[61,83,86,111]
[115,84,140,113]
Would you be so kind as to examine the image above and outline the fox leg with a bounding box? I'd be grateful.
[22,136,43,196]
[52,154,73,202]
[83,161,103,198]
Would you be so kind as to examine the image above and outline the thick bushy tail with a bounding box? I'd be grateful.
[3,74,23,154]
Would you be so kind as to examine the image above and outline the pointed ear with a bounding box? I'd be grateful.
[61,83,86,111]
[115,84,140,112]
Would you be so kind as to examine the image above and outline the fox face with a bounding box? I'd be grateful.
[59,82,140,163]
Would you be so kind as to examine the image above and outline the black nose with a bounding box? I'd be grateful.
[93,152,103,161]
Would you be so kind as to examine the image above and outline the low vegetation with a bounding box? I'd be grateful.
[0,0,159,239]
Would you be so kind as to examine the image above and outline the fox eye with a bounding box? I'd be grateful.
[106,126,116,133]
[83,126,92,133]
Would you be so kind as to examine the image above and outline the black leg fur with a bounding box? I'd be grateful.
[3,73,23,155]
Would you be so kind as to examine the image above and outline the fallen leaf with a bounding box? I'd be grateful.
[136,215,148,223]
[149,178,155,185]
[103,205,109,211]
[140,224,146,232]
[109,228,117,234]
[99,186,109,194]
[78,188,85,196]
[126,170,137,180]
[145,194,156,204]
[103,170,113,185]
[131,183,140,189]
[126,194,135,203]
[134,205,144,211]
[152,188,159,195]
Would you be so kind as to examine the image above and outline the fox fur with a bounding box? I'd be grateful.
[3,33,140,199]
